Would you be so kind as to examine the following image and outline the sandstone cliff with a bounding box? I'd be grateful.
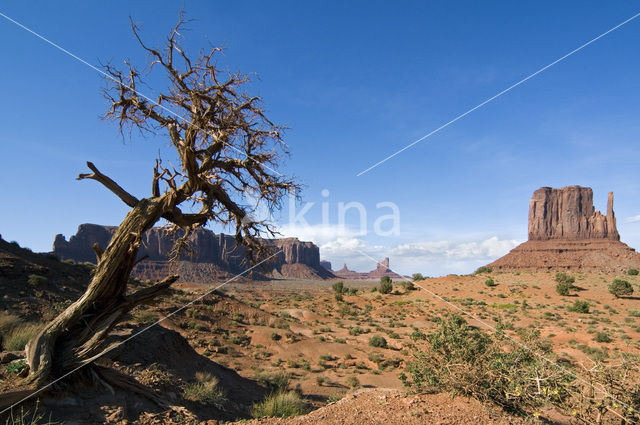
[528,186,619,241]
[53,224,334,281]
[488,186,639,272]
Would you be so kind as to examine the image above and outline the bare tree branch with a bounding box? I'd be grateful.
[77,162,139,208]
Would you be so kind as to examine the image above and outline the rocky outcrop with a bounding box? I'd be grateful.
[53,224,334,281]
[528,186,619,241]
[333,257,404,280]
[487,186,640,272]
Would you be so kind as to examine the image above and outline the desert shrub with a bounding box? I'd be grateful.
[628,269,639,276]
[628,309,640,317]
[27,274,47,287]
[379,276,393,294]
[230,334,251,346]
[133,309,156,324]
[368,352,384,364]
[609,279,634,298]
[400,280,415,291]
[270,332,281,341]
[409,328,427,341]
[484,278,497,287]
[332,281,345,294]
[368,335,387,348]
[253,370,290,392]
[412,273,425,281]
[348,326,366,336]
[403,314,572,414]
[346,375,360,389]
[568,300,590,314]
[183,372,227,409]
[334,293,343,302]
[594,332,612,343]
[252,391,306,418]
[555,272,575,285]
[555,282,573,296]
[475,266,492,274]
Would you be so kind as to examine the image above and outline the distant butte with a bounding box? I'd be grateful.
[487,186,640,272]
[332,257,404,280]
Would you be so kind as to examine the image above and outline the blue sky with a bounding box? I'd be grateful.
[1,1,639,276]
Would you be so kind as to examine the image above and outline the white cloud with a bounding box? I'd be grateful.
[275,222,522,276]
[627,215,640,223]
[387,236,521,276]
[391,236,520,261]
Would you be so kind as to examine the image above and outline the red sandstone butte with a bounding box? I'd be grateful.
[488,186,640,272]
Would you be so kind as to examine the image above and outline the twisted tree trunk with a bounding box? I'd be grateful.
[25,197,176,387]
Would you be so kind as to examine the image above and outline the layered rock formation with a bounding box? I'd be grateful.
[488,186,640,272]
[528,186,619,241]
[332,257,404,280]
[53,224,334,282]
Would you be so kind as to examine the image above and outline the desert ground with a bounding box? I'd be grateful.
[3,239,640,424]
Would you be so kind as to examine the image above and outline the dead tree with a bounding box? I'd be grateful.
[22,16,299,391]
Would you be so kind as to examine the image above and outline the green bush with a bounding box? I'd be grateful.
[593,332,612,343]
[6,360,27,374]
[27,274,47,287]
[409,328,427,341]
[568,300,590,314]
[555,272,575,285]
[400,280,415,291]
[556,282,573,296]
[133,309,157,324]
[628,269,639,276]
[475,266,493,274]
[412,273,425,281]
[346,375,360,389]
[484,278,497,287]
[252,391,306,418]
[183,372,227,409]
[403,314,571,414]
[332,281,345,294]
[368,335,388,348]
[609,279,634,298]
[379,276,393,294]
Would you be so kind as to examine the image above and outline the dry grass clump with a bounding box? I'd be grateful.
[253,370,290,392]
[4,400,56,425]
[0,312,42,351]
[252,391,306,418]
[183,371,227,409]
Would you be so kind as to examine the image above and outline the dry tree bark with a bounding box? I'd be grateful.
[18,14,299,397]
